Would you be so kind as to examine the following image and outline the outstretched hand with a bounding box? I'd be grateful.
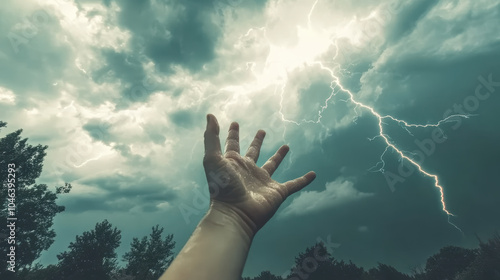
[203,114,316,236]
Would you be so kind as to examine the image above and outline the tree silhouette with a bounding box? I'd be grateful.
[424,246,477,280]
[332,259,365,280]
[16,264,60,280]
[56,220,121,280]
[109,268,135,280]
[365,263,412,280]
[122,224,176,280]
[248,270,283,280]
[285,242,338,280]
[0,122,71,276]
[455,232,500,280]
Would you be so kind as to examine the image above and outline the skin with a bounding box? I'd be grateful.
[160,114,316,280]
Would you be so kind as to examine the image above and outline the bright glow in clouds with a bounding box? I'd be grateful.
[1,0,467,234]
[219,0,467,233]
[0,87,16,104]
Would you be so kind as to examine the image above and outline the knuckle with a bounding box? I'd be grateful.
[225,150,240,158]
[203,154,219,166]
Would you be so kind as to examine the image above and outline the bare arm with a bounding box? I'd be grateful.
[160,114,316,280]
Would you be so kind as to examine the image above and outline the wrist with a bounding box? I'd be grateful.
[206,201,257,242]
[163,200,254,280]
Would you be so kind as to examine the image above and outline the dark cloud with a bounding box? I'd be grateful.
[0,4,71,106]
[112,0,268,74]
[61,196,131,213]
[82,118,113,144]
[62,172,177,213]
[114,0,219,73]
[92,49,146,85]
[373,49,500,123]
[169,109,196,128]
[385,0,438,44]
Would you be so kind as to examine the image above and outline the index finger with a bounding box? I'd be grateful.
[204,114,222,158]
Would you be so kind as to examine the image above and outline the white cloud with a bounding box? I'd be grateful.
[0,87,16,104]
[278,178,374,218]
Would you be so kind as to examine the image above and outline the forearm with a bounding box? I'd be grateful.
[160,206,255,280]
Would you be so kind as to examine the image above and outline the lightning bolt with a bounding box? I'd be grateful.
[314,62,466,234]
[236,0,469,234]
[73,151,114,168]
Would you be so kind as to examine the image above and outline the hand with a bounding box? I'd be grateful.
[203,114,316,236]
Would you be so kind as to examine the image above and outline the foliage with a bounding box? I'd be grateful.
[122,225,176,280]
[244,270,283,280]
[455,232,500,280]
[365,263,412,280]
[424,246,477,280]
[0,122,71,275]
[16,264,60,280]
[284,242,365,280]
[286,242,336,280]
[55,220,121,280]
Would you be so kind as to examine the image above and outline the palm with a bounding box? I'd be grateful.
[203,114,316,234]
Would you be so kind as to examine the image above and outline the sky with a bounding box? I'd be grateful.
[0,0,499,277]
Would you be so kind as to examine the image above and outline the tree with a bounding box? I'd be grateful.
[455,232,500,280]
[365,263,412,280]
[424,246,477,280]
[122,225,176,280]
[16,264,60,280]
[332,259,365,280]
[250,270,283,280]
[56,220,121,280]
[109,268,135,280]
[286,242,337,280]
[0,122,71,275]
